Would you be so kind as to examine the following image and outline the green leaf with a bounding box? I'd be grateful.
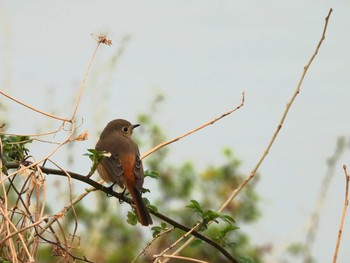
[186,200,203,214]
[126,211,138,226]
[151,226,162,237]
[141,187,151,194]
[84,149,109,176]
[201,210,220,225]
[144,170,160,179]
[1,135,32,162]
[151,223,168,237]
[221,214,235,224]
[147,204,158,213]
[84,148,107,162]
[219,224,239,240]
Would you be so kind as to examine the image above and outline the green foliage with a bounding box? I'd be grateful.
[84,148,108,176]
[151,222,168,237]
[144,169,160,179]
[0,134,32,163]
[127,210,138,226]
[186,199,236,226]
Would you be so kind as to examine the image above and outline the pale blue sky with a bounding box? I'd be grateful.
[1,1,350,262]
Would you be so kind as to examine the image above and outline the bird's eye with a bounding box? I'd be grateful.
[122,126,128,133]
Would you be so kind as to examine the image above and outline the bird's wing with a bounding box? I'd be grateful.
[100,154,124,188]
[133,154,144,190]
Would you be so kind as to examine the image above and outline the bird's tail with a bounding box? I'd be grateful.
[128,185,153,226]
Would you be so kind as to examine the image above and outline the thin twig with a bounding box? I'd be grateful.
[142,92,245,159]
[70,34,112,120]
[0,89,70,122]
[153,222,201,263]
[26,185,96,247]
[132,227,175,263]
[161,254,210,263]
[0,216,48,244]
[47,159,79,244]
[0,206,34,262]
[0,125,65,137]
[333,165,350,263]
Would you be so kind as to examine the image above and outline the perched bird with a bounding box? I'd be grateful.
[95,119,152,226]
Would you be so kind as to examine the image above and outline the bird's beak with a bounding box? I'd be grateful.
[132,124,140,130]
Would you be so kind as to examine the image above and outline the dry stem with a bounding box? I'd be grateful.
[333,165,350,263]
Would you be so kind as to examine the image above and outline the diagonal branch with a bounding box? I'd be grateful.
[168,8,334,260]
[142,92,245,159]
[0,90,70,122]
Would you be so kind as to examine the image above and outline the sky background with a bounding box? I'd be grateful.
[1,1,350,262]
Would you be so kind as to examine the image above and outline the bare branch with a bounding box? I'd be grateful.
[153,222,201,263]
[132,227,175,263]
[0,216,48,244]
[142,92,245,159]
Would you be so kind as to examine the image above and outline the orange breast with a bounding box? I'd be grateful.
[120,154,136,186]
